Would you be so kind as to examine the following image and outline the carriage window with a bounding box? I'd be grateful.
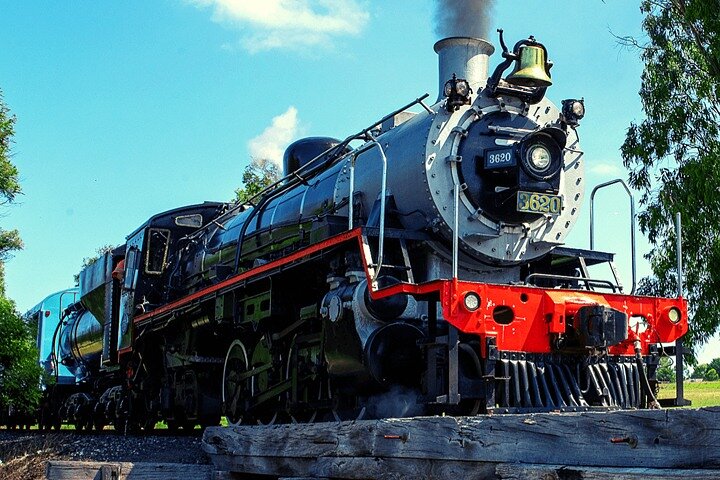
[145,228,170,274]
[175,214,203,228]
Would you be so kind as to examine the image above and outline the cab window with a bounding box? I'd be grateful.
[145,228,170,274]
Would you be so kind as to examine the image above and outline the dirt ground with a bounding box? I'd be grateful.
[0,430,208,480]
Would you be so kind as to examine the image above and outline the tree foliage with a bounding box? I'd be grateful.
[656,356,676,382]
[0,90,22,261]
[0,90,40,416]
[709,357,720,375]
[0,297,43,414]
[621,0,720,357]
[691,363,720,381]
[234,158,281,204]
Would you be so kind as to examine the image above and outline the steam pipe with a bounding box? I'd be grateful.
[634,340,660,409]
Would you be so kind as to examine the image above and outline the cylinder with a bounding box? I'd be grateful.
[434,37,495,102]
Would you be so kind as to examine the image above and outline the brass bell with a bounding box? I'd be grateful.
[506,45,553,88]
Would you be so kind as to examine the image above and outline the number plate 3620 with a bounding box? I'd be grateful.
[517,191,562,215]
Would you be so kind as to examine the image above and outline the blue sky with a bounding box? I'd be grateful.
[1,1,717,362]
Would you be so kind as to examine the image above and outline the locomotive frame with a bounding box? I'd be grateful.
[18,31,689,432]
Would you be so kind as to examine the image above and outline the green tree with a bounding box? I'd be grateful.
[621,0,720,358]
[0,297,43,415]
[0,90,41,417]
[656,356,676,382]
[0,90,22,265]
[234,158,281,204]
[709,357,720,375]
[691,363,709,379]
[705,367,719,381]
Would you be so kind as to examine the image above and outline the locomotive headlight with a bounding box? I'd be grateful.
[455,79,470,97]
[562,98,585,126]
[518,128,565,180]
[571,101,585,117]
[668,307,682,324]
[527,145,552,172]
[463,292,481,312]
[443,74,472,112]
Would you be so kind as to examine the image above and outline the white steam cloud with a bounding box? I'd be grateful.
[189,0,370,53]
[434,0,496,40]
[248,106,299,169]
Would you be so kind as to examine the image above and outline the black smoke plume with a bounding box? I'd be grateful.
[434,0,496,40]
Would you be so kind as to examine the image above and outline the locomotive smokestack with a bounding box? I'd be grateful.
[434,37,495,102]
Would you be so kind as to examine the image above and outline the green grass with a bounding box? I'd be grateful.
[658,380,720,407]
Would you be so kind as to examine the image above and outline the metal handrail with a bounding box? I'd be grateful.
[589,178,637,294]
[343,95,434,284]
[525,273,618,292]
[356,136,388,283]
[348,155,356,230]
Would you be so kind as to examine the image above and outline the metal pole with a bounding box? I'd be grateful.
[453,185,460,279]
[675,212,688,406]
[676,212,683,296]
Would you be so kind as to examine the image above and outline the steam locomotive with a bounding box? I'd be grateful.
[29,32,688,431]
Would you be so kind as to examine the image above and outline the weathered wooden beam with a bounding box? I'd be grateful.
[210,455,497,480]
[45,461,213,480]
[209,456,720,480]
[495,464,720,480]
[203,407,720,479]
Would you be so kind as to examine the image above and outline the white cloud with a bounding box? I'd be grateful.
[589,162,622,176]
[190,0,370,53]
[248,106,299,168]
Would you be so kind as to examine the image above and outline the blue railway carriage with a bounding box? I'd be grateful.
[0,289,78,429]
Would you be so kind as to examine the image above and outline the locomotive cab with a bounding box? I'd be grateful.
[116,201,228,355]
